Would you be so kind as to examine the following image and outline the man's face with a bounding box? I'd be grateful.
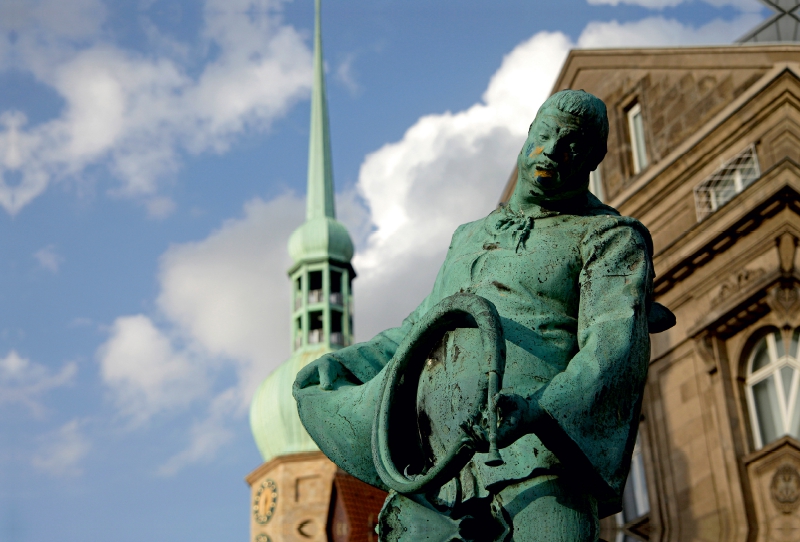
[519,106,596,196]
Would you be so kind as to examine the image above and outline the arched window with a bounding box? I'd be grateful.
[746,328,800,449]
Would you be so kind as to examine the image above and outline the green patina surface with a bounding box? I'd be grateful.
[292,90,674,541]
[250,0,355,463]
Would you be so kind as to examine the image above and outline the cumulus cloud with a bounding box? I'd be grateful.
[578,13,764,47]
[351,32,571,336]
[97,315,210,426]
[155,194,304,404]
[0,350,76,416]
[157,388,239,476]
[31,419,91,477]
[0,0,312,214]
[96,193,304,471]
[33,244,64,273]
[335,53,361,95]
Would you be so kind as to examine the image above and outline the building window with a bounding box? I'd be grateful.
[622,431,650,522]
[746,328,800,449]
[330,310,344,346]
[294,276,303,312]
[627,103,648,174]
[308,271,323,304]
[308,311,323,344]
[330,269,343,306]
[294,317,303,350]
[693,144,760,221]
[589,167,604,202]
[611,430,650,541]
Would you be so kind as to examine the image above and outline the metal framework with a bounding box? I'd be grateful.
[693,144,760,222]
[738,1,800,43]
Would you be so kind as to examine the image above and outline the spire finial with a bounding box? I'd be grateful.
[306,0,335,220]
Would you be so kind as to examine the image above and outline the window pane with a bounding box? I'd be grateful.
[790,377,800,439]
[791,329,799,359]
[776,332,786,359]
[752,338,772,372]
[622,432,649,522]
[589,169,604,202]
[781,366,795,400]
[753,376,782,446]
[631,452,650,517]
[632,112,648,170]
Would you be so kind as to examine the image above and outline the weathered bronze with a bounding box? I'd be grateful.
[293,90,674,541]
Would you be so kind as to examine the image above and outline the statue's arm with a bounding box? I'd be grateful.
[534,217,653,505]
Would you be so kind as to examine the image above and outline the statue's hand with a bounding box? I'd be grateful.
[295,356,348,391]
[494,390,545,448]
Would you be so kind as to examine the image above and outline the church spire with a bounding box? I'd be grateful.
[306,0,335,220]
[251,0,355,466]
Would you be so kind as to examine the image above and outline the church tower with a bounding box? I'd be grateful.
[246,2,361,541]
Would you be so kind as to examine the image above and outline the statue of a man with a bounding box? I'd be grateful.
[294,90,671,541]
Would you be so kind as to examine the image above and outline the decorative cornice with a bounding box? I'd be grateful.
[655,185,800,297]
[245,451,329,486]
[743,435,800,467]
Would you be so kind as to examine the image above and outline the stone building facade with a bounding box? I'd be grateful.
[500,44,800,541]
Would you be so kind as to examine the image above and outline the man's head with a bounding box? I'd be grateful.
[515,90,608,203]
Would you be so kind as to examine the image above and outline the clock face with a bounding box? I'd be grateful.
[253,479,278,524]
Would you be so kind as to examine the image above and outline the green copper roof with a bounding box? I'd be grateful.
[250,0,355,464]
[287,0,353,267]
[306,0,335,221]
[288,216,353,265]
[249,346,329,462]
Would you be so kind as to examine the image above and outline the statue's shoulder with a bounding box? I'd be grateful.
[575,201,653,259]
[447,213,495,249]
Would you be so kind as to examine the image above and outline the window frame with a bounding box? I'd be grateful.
[627,102,648,175]
[693,144,760,222]
[589,166,604,203]
[745,328,800,449]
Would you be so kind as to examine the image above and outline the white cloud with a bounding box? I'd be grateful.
[351,31,572,337]
[0,0,312,215]
[577,13,764,47]
[31,419,91,477]
[335,53,360,95]
[33,244,64,273]
[97,315,209,426]
[586,0,764,12]
[155,194,304,403]
[157,388,238,476]
[96,193,304,471]
[0,350,77,416]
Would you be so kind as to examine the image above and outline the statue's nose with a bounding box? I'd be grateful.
[542,138,559,158]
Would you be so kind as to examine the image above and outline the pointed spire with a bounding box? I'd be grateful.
[306,0,335,220]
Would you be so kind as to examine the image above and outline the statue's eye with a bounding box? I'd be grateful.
[539,134,549,142]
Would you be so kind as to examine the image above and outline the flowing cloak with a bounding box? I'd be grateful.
[293,192,654,517]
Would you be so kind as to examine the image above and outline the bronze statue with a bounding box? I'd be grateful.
[293,90,674,541]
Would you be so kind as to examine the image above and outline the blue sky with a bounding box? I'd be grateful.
[0,0,771,541]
